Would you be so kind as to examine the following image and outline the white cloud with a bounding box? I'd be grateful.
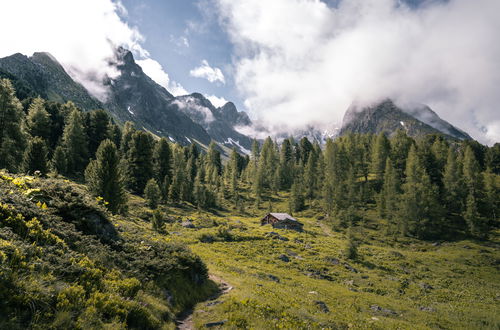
[0,0,186,100]
[205,94,228,107]
[215,0,500,144]
[173,97,215,124]
[190,60,226,84]
[136,58,188,96]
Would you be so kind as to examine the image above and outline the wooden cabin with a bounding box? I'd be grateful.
[261,213,304,231]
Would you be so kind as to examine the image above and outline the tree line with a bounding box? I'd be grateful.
[1,78,499,240]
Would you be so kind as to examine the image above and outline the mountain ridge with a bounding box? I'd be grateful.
[340,99,471,140]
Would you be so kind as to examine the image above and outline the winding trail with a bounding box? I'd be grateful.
[176,274,233,330]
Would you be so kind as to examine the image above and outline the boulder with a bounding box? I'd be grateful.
[278,254,290,262]
[314,300,330,313]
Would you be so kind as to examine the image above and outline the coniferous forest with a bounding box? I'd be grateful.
[1,76,500,328]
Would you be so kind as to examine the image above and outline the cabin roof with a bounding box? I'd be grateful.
[268,213,298,222]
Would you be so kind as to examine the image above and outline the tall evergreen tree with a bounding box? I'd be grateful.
[62,107,88,175]
[125,131,154,194]
[289,179,305,213]
[23,137,48,175]
[0,78,26,172]
[398,145,442,238]
[51,145,67,175]
[120,121,136,155]
[153,138,171,198]
[144,179,161,209]
[443,148,465,215]
[370,133,390,182]
[279,138,294,189]
[84,139,127,214]
[26,97,50,140]
[379,159,400,235]
[86,109,111,158]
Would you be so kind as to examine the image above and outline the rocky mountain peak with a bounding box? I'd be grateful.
[340,98,470,140]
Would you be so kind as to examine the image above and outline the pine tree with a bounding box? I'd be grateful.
[398,145,442,239]
[371,133,390,182]
[379,159,400,235]
[443,148,465,214]
[84,139,127,214]
[51,145,67,175]
[26,97,50,140]
[228,148,240,201]
[23,137,49,175]
[151,209,166,233]
[462,145,488,238]
[86,109,111,158]
[168,146,186,203]
[0,78,26,172]
[144,179,161,209]
[153,138,171,198]
[289,180,305,213]
[206,142,222,179]
[390,130,413,177]
[483,169,499,223]
[125,131,154,194]
[279,138,294,189]
[120,121,136,155]
[464,192,484,239]
[303,154,316,200]
[62,107,88,175]
[258,137,278,189]
[344,227,358,260]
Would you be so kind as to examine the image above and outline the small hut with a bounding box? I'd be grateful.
[261,213,303,231]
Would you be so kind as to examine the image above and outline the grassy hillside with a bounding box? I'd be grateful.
[121,190,500,329]
[1,172,499,329]
[0,171,217,329]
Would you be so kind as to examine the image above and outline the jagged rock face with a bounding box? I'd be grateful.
[214,102,251,127]
[340,99,470,140]
[0,52,101,110]
[169,92,253,152]
[103,48,211,145]
[0,49,254,153]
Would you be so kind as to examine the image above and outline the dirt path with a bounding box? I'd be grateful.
[176,274,233,330]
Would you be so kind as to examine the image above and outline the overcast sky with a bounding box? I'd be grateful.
[0,0,499,144]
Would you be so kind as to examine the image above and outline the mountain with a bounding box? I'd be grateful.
[340,99,471,140]
[0,52,101,110]
[102,48,212,145]
[0,49,253,154]
[170,93,253,153]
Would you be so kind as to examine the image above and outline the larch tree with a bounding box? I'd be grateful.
[0,78,26,172]
[84,139,127,214]
[153,138,171,198]
[23,136,49,175]
[144,179,161,209]
[125,131,154,194]
[62,106,88,175]
[26,97,51,140]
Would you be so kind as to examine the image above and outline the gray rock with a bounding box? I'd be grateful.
[370,305,397,316]
[267,274,280,282]
[343,263,358,273]
[205,320,227,327]
[265,232,289,241]
[181,220,195,228]
[325,257,340,265]
[314,300,330,313]
[278,254,290,262]
[419,282,434,290]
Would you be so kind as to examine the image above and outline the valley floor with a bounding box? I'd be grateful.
[122,195,500,329]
